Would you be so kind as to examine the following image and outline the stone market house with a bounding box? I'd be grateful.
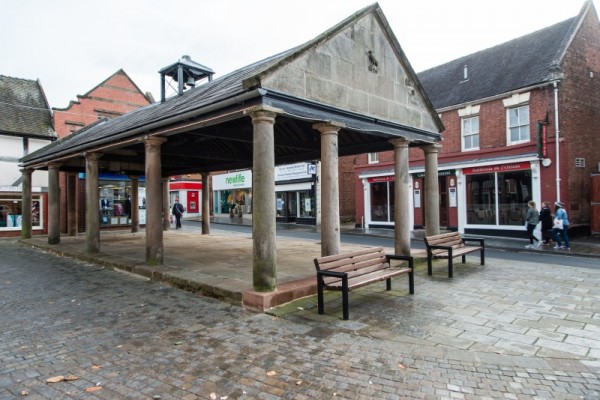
[0,75,57,237]
[354,0,600,238]
[20,4,443,299]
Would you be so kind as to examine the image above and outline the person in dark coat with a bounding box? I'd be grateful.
[172,198,184,229]
[538,201,553,246]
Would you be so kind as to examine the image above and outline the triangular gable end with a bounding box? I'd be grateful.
[250,4,443,135]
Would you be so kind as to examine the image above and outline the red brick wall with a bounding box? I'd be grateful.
[53,70,151,232]
[557,6,600,225]
[53,70,151,138]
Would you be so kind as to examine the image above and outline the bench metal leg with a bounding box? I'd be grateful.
[448,258,453,278]
[481,248,485,265]
[462,255,466,264]
[408,270,414,294]
[317,279,324,315]
[386,278,392,291]
[342,278,349,320]
[427,253,433,276]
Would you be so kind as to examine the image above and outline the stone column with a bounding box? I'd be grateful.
[67,173,77,236]
[130,176,139,233]
[85,153,102,253]
[423,144,441,236]
[144,136,167,265]
[390,138,412,256]
[162,178,170,231]
[202,172,210,235]
[47,163,61,245]
[313,122,344,256]
[20,168,32,239]
[246,105,280,292]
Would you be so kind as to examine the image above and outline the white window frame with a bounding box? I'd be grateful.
[461,115,480,151]
[506,104,530,145]
[368,152,379,164]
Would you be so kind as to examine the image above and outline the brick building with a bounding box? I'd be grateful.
[53,70,153,233]
[353,1,600,237]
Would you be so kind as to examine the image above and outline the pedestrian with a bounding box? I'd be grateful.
[524,200,540,248]
[172,198,184,229]
[538,201,553,247]
[552,201,570,250]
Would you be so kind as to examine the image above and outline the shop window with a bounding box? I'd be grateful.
[507,105,530,144]
[461,116,479,151]
[465,169,532,226]
[370,181,394,222]
[99,180,145,226]
[0,196,42,229]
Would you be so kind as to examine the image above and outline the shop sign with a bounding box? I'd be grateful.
[275,162,314,181]
[413,169,455,178]
[212,170,252,190]
[537,121,548,158]
[463,162,530,175]
[367,175,394,183]
[0,186,20,192]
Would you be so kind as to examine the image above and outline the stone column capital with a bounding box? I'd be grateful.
[20,167,33,175]
[422,142,442,154]
[84,152,103,161]
[313,121,345,135]
[245,105,282,123]
[143,136,167,148]
[389,138,411,148]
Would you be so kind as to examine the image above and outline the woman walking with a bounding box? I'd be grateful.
[524,200,540,249]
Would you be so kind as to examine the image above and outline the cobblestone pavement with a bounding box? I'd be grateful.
[1,238,600,399]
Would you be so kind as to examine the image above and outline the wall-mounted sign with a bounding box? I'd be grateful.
[413,189,421,208]
[449,187,457,207]
[463,162,530,175]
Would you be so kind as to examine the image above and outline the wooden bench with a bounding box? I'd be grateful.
[313,247,414,320]
[424,231,485,278]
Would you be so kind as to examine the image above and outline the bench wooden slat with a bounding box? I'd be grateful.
[314,247,414,320]
[424,232,485,278]
[325,268,412,291]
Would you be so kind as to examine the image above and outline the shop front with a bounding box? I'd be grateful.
[275,162,317,225]
[91,174,146,227]
[212,171,252,217]
[461,161,536,236]
[169,180,202,218]
[0,187,45,237]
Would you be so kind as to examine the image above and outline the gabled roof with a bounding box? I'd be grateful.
[418,1,593,110]
[0,75,56,138]
[21,3,442,173]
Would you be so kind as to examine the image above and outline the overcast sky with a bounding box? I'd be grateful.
[1,0,595,108]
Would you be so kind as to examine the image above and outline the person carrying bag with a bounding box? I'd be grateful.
[552,201,570,250]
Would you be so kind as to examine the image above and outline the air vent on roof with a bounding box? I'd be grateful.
[463,65,468,80]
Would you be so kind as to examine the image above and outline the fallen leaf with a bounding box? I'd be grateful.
[91,365,102,370]
[209,393,216,400]
[220,397,228,400]
[47,376,65,383]
[63,375,79,381]
[85,386,102,393]
[297,307,304,310]
[296,380,303,385]
[266,371,277,377]
[397,363,406,369]
[21,390,28,396]
[174,340,183,346]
